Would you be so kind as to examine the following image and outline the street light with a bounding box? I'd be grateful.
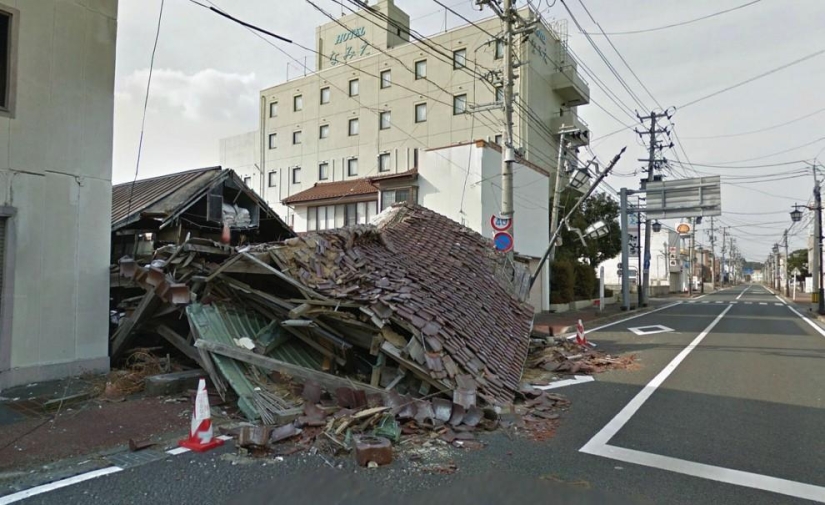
[584,220,609,239]
[697,245,704,294]
[790,207,803,223]
[790,201,824,314]
[569,167,591,190]
[652,220,662,233]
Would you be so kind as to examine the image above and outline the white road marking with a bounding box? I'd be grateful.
[736,286,750,300]
[760,302,768,306]
[0,467,123,504]
[775,303,784,306]
[628,325,675,336]
[0,435,236,503]
[694,294,707,300]
[715,301,723,304]
[745,302,753,305]
[580,303,825,502]
[730,301,738,305]
[786,305,825,338]
[688,301,696,304]
[774,295,786,305]
[702,301,710,304]
[562,301,683,339]
[533,375,595,390]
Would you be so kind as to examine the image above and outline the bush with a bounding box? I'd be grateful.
[550,260,575,305]
[574,263,597,301]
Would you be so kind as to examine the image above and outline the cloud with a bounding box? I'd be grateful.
[115,68,259,122]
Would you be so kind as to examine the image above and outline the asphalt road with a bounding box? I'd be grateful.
[4,285,825,505]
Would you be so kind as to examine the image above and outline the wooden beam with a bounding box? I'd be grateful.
[194,340,386,398]
[111,291,163,360]
[240,252,329,301]
[153,324,204,367]
[279,325,346,367]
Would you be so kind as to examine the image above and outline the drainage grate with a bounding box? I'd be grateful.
[105,449,168,469]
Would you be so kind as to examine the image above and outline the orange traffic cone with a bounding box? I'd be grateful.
[575,319,589,347]
[178,378,224,452]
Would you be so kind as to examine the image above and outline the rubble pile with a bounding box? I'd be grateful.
[109,204,547,460]
[526,338,638,377]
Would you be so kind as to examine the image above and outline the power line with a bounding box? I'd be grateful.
[125,0,165,223]
[678,48,825,110]
[580,0,762,36]
[681,106,825,140]
[429,0,499,39]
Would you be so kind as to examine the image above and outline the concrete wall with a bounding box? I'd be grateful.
[0,0,116,389]
[219,130,260,191]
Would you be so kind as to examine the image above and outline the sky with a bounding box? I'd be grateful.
[113,0,825,262]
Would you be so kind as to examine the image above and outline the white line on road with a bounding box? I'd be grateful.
[694,294,707,300]
[580,303,825,502]
[580,304,732,450]
[702,301,709,304]
[563,302,683,338]
[786,305,825,338]
[760,302,768,305]
[745,302,753,305]
[774,295,786,305]
[0,467,123,505]
[736,286,751,300]
[533,375,595,390]
[715,301,723,304]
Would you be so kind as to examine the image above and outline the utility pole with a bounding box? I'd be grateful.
[708,217,716,291]
[636,111,672,306]
[783,229,789,296]
[815,174,825,314]
[500,0,516,239]
[688,217,695,296]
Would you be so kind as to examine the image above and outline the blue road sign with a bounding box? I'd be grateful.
[493,232,514,252]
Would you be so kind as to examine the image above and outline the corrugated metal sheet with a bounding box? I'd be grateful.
[111,167,222,227]
[186,302,322,419]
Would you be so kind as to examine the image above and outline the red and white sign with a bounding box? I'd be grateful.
[491,215,512,232]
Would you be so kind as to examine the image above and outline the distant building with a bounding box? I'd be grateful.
[221,0,590,228]
[0,1,117,388]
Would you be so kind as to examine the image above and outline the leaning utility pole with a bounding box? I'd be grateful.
[709,217,716,291]
[636,111,671,306]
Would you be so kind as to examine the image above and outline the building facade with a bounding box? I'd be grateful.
[222,0,589,226]
[0,0,117,388]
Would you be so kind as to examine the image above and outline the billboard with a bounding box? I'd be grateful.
[645,176,722,219]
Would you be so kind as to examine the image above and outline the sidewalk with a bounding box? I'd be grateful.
[532,292,692,337]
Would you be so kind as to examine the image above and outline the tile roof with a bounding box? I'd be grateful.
[111,167,222,227]
[282,178,378,205]
[269,204,534,405]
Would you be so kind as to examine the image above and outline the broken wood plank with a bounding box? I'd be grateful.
[381,341,452,395]
[370,353,386,387]
[205,253,245,282]
[241,252,329,301]
[153,324,204,367]
[194,340,388,399]
[279,325,346,367]
[111,291,163,360]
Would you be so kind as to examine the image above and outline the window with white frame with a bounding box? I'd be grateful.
[494,134,503,145]
[319,124,329,139]
[381,187,416,211]
[243,176,252,186]
[318,162,329,180]
[415,59,427,80]
[268,133,277,149]
[453,48,466,69]
[414,103,427,123]
[320,87,330,104]
[453,94,467,115]
[269,101,278,117]
[348,118,359,136]
[268,171,277,187]
[379,111,391,130]
[349,78,359,96]
[291,166,301,184]
[380,69,391,89]
[347,158,358,177]
[292,130,302,144]
[293,94,303,111]
[378,153,390,172]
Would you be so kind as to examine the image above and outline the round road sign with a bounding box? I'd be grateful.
[493,232,514,252]
[491,215,512,231]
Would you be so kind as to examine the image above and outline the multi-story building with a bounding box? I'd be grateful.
[221,0,590,227]
[0,0,117,388]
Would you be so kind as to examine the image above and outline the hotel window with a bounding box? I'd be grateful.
[319,124,329,139]
[318,162,329,180]
[495,39,504,59]
[453,94,467,115]
[293,94,303,111]
[380,69,391,89]
[348,118,359,136]
[378,153,390,173]
[291,166,301,184]
[243,176,252,186]
[453,48,466,69]
[308,205,336,231]
[379,111,391,130]
[347,158,358,177]
[268,101,278,117]
[349,78,359,97]
[292,130,302,144]
[414,103,427,123]
[0,7,16,116]
[268,171,277,187]
[415,59,427,80]
[268,133,277,149]
[320,86,330,104]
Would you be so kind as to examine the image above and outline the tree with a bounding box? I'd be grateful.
[787,248,809,277]
[552,190,622,267]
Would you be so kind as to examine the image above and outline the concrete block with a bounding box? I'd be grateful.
[144,369,205,397]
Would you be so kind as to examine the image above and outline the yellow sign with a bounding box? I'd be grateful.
[676,223,691,234]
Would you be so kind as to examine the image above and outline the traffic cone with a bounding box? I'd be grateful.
[178,378,224,452]
[575,319,588,347]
